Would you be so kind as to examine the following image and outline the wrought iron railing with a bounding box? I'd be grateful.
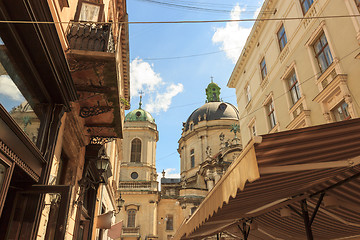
[67,21,115,53]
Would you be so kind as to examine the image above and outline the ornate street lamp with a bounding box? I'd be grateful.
[115,193,125,214]
[97,148,110,174]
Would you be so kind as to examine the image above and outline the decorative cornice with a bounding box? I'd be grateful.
[0,139,40,182]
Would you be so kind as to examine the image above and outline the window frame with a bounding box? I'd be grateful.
[127,209,136,227]
[245,84,251,103]
[287,71,301,105]
[74,0,104,22]
[166,215,174,230]
[277,24,288,51]
[356,0,360,11]
[190,149,195,168]
[332,100,351,121]
[260,57,267,80]
[130,138,141,163]
[300,0,314,14]
[313,32,333,73]
[267,99,277,129]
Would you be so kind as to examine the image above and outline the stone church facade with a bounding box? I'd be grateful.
[116,82,242,239]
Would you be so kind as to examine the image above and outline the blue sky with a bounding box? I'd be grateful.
[127,0,264,178]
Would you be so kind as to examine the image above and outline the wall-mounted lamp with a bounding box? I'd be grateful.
[114,193,125,214]
[97,148,110,174]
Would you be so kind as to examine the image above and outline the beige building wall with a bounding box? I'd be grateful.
[157,199,184,240]
[228,0,360,145]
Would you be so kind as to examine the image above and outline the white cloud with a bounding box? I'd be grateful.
[157,168,180,184]
[130,58,183,114]
[144,83,183,114]
[0,75,24,101]
[253,1,265,19]
[130,58,163,97]
[212,4,252,63]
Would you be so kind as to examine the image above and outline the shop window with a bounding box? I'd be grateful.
[245,84,251,103]
[277,24,288,51]
[127,209,136,227]
[332,101,351,121]
[266,99,277,129]
[287,71,301,105]
[260,57,267,80]
[130,138,141,162]
[190,149,195,168]
[300,0,314,14]
[166,215,174,230]
[0,37,42,145]
[313,32,333,73]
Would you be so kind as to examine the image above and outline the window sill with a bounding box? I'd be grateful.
[302,2,318,28]
[260,76,269,90]
[269,122,279,134]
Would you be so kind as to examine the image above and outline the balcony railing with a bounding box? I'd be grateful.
[119,182,151,189]
[67,21,115,53]
[122,226,140,235]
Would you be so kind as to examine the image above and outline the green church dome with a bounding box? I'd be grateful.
[125,108,155,123]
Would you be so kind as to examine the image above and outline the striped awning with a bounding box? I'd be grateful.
[173,118,360,239]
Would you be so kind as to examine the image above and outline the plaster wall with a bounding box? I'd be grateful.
[229,0,360,145]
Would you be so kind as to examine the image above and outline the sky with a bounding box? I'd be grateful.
[126,0,264,179]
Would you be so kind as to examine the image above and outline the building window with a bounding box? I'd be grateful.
[249,123,256,137]
[75,0,104,22]
[313,33,333,73]
[355,0,360,11]
[127,210,136,227]
[130,138,141,162]
[190,149,195,168]
[300,0,314,14]
[266,99,276,129]
[332,101,351,121]
[277,24,288,51]
[166,215,174,230]
[288,71,301,105]
[260,57,267,80]
[245,84,251,103]
[191,207,197,215]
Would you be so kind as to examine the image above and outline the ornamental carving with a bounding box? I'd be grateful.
[79,105,112,118]
[90,136,115,145]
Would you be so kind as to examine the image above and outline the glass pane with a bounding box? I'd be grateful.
[0,37,41,144]
[0,161,7,190]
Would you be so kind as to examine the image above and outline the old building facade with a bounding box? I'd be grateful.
[228,0,360,145]
[0,0,129,239]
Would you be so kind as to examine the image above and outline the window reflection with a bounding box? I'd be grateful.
[0,38,40,144]
[0,162,6,190]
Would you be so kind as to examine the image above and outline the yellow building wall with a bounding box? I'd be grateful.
[229,0,360,145]
[157,199,184,240]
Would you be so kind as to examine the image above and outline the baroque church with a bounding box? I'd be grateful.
[116,82,242,239]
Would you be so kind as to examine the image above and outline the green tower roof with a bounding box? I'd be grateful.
[125,96,155,123]
[125,108,155,123]
[205,81,221,102]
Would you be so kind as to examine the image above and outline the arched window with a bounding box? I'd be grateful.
[127,209,136,227]
[190,149,195,168]
[131,138,141,162]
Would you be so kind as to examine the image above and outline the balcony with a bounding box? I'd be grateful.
[67,22,115,53]
[65,21,130,140]
[122,226,140,237]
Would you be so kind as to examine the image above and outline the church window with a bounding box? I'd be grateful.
[190,149,195,168]
[166,215,174,230]
[130,138,141,162]
[127,210,136,227]
[131,172,138,179]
